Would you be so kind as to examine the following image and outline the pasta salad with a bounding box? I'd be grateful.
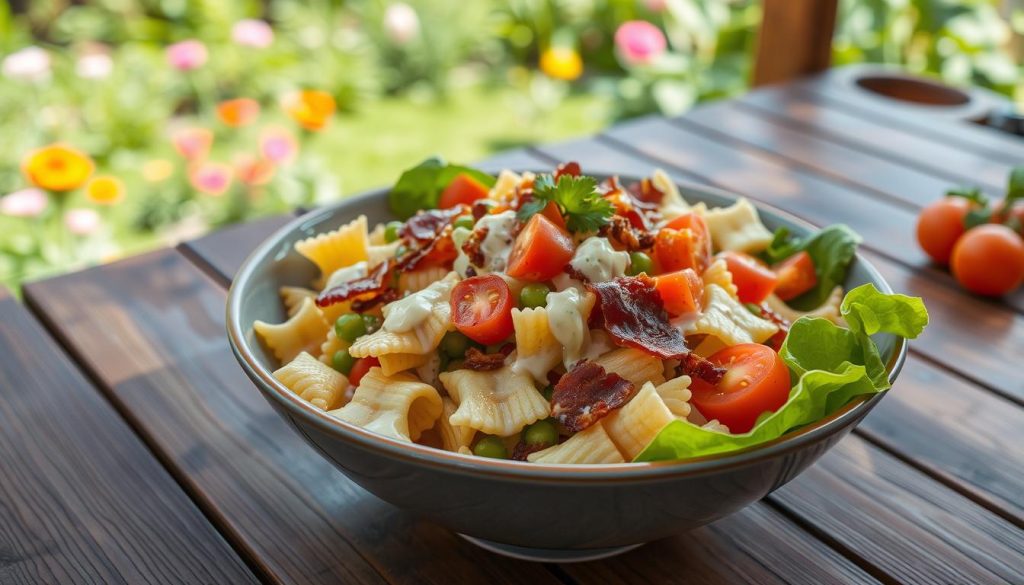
[254,159,928,464]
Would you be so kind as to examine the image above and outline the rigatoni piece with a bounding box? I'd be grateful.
[254,297,330,364]
[274,352,348,410]
[397,265,449,294]
[437,398,475,454]
[508,307,561,383]
[592,347,665,388]
[378,352,430,376]
[527,422,625,464]
[603,382,676,460]
[329,367,442,442]
[294,215,369,288]
[440,367,549,437]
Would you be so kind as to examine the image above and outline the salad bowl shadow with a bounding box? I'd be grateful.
[226,175,906,561]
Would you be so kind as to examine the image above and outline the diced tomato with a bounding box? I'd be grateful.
[773,251,817,301]
[688,344,791,433]
[439,173,489,209]
[654,213,712,273]
[720,252,778,304]
[450,275,515,345]
[653,269,703,316]
[539,200,566,230]
[507,214,575,282]
[348,357,380,387]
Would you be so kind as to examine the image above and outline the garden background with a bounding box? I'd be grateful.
[1,0,1022,290]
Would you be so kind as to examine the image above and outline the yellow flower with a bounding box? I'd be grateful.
[540,47,583,81]
[281,89,336,131]
[142,159,174,183]
[21,144,94,192]
[86,175,125,205]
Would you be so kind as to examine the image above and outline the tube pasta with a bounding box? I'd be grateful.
[690,284,778,346]
[274,352,348,410]
[509,307,562,383]
[528,422,625,464]
[656,376,692,419]
[437,398,475,453]
[329,367,443,442]
[294,215,370,288]
[440,367,550,437]
[378,352,431,376]
[398,265,449,294]
[592,347,665,388]
[703,198,774,253]
[254,297,330,364]
[603,382,675,460]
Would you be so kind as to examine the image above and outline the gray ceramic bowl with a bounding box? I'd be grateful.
[226,175,906,561]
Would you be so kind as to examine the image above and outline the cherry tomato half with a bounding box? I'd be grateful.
[772,251,817,301]
[951,224,1024,296]
[689,343,791,434]
[916,197,972,265]
[507,214,575,282]
[653,269,703,316]
[450,274,515,344]
[439,173,490,209]
[720,252,777,304]
[348,357,380,387]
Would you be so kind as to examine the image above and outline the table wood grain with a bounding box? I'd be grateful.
[11,70,1024,583]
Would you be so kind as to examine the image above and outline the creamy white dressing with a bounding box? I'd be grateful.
[382,279,451,333]
[569,237,629,283]
[508,350,556,385]
[551,272,584,292]
[451,226,472,278]
[324,261,368,290]
[546,288,590,367]
[582,329,615,362]
[476,210,518,272]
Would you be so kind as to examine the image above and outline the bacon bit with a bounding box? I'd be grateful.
[564,264,590,283]
[316,261,391,308]
[511,441,548,461]
[600,215,655,251]
[755,303,790,352]
[396,225,457,272]
[463,347,506,371]
[554,161,581,180]
[627,178,665,205]
[400,207,465,242]
[586,275,725,385]
[597,175,624,197]
[351,288,399,313]
[551,360,636,432]
[677,353,725,386]
[471,200,491,220]
[461,225,488,269]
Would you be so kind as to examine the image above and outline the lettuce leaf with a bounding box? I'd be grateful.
[634,284,928,462]
[761,225,862,311]
[387,157,496,220]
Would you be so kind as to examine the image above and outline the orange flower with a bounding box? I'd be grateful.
[216,98,260,128]
[171,127,213,160]
[85,175,125,205]
[189,161,233,196]
[234,154,275,186]
[281,89,336,131]
[21,144,94,192]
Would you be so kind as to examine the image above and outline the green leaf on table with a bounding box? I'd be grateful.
[388,157,496,220]
[635,284,928,462]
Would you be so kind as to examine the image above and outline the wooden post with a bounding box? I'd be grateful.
[753,0,839,87]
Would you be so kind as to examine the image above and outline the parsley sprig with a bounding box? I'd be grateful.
[517,174,614,233]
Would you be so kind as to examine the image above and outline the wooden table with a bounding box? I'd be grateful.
[3,72,1023,584]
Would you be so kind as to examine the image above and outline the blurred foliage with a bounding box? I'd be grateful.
[0,0,1021,291]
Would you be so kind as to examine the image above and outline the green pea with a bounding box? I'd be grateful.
[441,331,471,358]
[335,313,367,343]
[627,251,653,276]
[519,283,551,309]
[522,419,558,448]
[361,313,382,334]
[332,349,356,375]
[541,385,554,401]
[473,436,508,459]
[384,221,403,243]
[454,215,475,231]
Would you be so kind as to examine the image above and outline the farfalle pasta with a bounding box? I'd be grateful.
[253,160,928,463]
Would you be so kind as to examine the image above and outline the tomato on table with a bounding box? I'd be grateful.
[450,275,516,344]
[348,357,380,387]
[689,344,791,433]
[439,173,490,209]
[951,224,1024,296]
[653,213,712,273]
[916,197,972,264]
[772,251,817,301]
[719,252,777,304]
[507,214,574,282]
[653,269,703,316]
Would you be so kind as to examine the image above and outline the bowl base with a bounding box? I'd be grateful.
[458,534,644,563]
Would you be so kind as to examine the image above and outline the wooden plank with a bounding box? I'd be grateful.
[23,250,560,585]
[179,213,296,286]
[0,287,258,585]
[740,85,1013,193]
[534,137,1024,523]
[595,118,1024,403]
[753,0,837,87]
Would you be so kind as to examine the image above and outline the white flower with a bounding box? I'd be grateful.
[0,188,48,218]
[65,208,102,236]
[2,46,51,82]
[231,19,274,48]
[75,53,113,79]
[383,3,420,46]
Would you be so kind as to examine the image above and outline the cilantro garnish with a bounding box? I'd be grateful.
[518,174,614,233]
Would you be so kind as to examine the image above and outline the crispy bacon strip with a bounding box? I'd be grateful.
[351,288,399,313]
[626,178,665,205]
[462,347,506,371]
[460,225,488,269]
[316,261,391,308]
[511,441,548,462]
[586,275,725,385]
[400,207,465,242]
[395,225,457,272]
[551,360,636,432]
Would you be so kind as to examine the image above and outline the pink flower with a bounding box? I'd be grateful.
[259,127,299,165]
[614,20,667,66]
[64,208,102,236]
[171,127,213,161]
[189,161,233,196]
[2,46,51,82]
[0,188,48,218]
[383,3,420,45]
[232,19,274,48]
[166,39,208,71]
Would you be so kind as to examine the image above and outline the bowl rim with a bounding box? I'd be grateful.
[226,174,907,482]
